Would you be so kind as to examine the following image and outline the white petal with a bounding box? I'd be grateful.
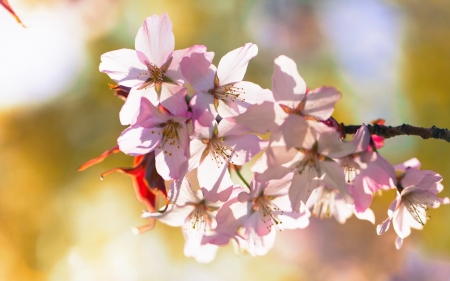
[217,43,258,85]
[272,55,306,102]
[135,13,174,67]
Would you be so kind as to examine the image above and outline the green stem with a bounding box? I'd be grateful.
[231,164,250,190]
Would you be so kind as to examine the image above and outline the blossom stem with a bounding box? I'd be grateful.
[231,164,250,190]
[342,123,450,142]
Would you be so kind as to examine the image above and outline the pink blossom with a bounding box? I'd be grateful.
[337,126,396,213]
[215,175,310,256]
[182,43,273,126]
[117,98,190,180]
[100,13,213,123]
[188,117,265,202]
[377,159,449,249]
[253,126,359,213]
[233,55,341,139]
[142,178,222,263]
[307,186,375,224]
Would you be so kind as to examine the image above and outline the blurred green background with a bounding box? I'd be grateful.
[1,0,450,280]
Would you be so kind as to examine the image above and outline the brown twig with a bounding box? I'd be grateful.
[343,124,450,142]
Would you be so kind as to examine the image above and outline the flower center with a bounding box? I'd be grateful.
[137,63,165,90]
[211,83,246,103]
[203,136,236,167]
[253,194,283,230]
[296,143,324,176]
[156,120,181,155]
[186,200,215,235]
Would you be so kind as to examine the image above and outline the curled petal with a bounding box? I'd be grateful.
[217,43,258,85]
[376,217,391,235]
[395,236,403,250]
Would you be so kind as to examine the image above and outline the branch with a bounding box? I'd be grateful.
[343,124,450,142]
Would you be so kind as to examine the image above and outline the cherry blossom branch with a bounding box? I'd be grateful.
[343,123,450,142]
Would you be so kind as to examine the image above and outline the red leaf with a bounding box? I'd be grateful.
[1,0,25,27]
[78,146,121,171]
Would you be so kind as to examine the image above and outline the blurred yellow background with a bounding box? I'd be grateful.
[1,0,450,280]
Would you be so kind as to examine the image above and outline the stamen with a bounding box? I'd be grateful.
[159,120,181,151]
[212,83,246,103]
[137,63,165,91]
[403,193,433,225]
[342,158,357,183]
[185,201,213,237]
[253,194,283,231]
[207,137,236,167]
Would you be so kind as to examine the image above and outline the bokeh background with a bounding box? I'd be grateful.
[1,0,450,280]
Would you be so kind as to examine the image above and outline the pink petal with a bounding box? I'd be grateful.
[180,50,216,92]
[197,157,234,202]
[217,98,240,118]
[99,49,147,87]
[135,13,174,67]
[302,86,342,120]
[158,83,188,116]
[189,91,217,127]
[289,167,319,213]
[392,206,412,239]
[224,134,264,165]
[252,145,297,182]
[272,55,306,103]
[117,126,160,156]
[119,88,146,125]
[332,198,353,224]
[348,126,371,154]
[264,172,295,196]
[158,204,195,227]
[175,178,202,206]
[184,238,219,263]
[354,208,375,224]
[320,160,354,205]
[395,236,403,250]
[220,82,274,115]
[217,43,258,85]
[167,45,214,85]
[187,139,208,172]
[280,114,310,149]
[216,117,252,137]
[318,129,358,158]
[231,101,279,135]
[155,143,188,180]
[376,217,391,235]
[350,176,374,213]
[394,158,421,172]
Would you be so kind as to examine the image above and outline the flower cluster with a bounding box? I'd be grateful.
[80,13,449,263]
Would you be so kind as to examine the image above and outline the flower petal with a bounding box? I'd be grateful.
[272,55,306,103]
[217,43,258,85]
[99,49,147,87]
[302,86,341,120]
[135,13,174,67]
[180,48,216,91]
[159,84,188,116]
[118,126,160,156]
